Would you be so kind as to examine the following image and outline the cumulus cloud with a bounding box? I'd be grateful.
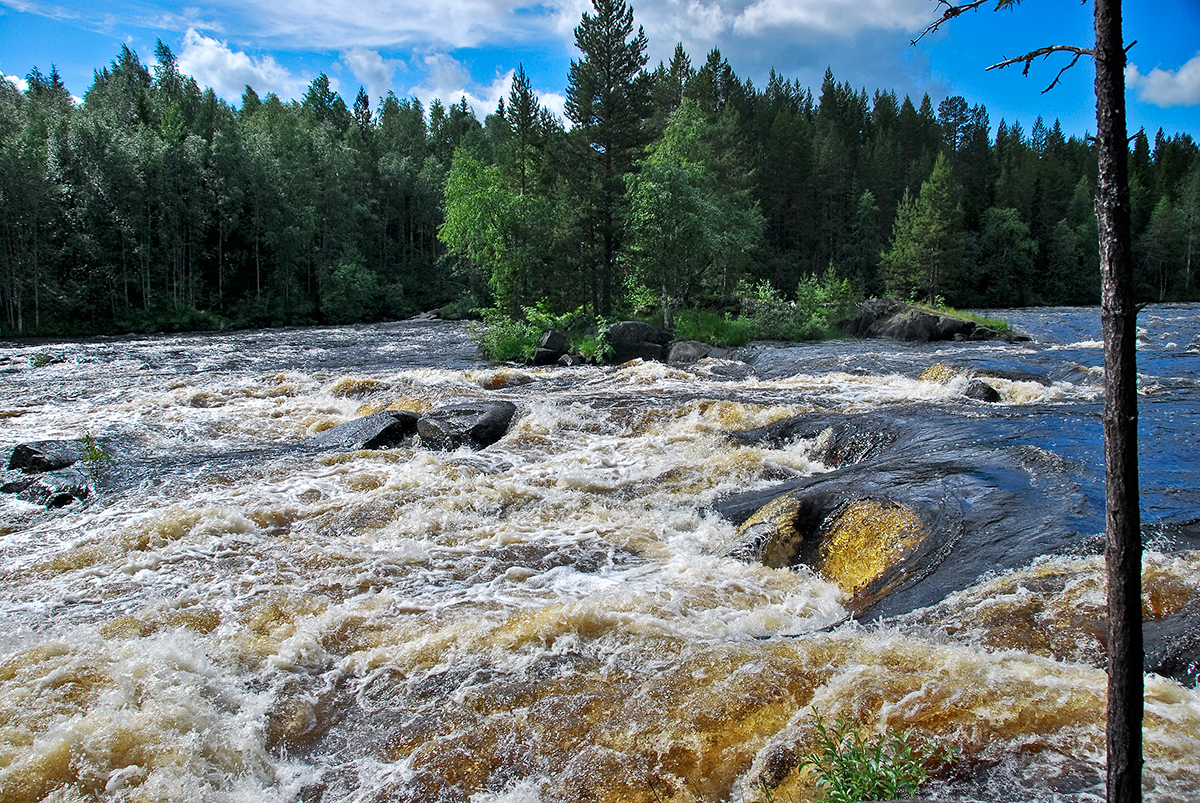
[340,47,403,105]
[4,73,30,92]
[176,27,309,102]
[1128,53,1200,108]
[407,52,513,118]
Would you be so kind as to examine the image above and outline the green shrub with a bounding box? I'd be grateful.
[470,310,540,362]
[796,711,949,803]
[470,302,596,362]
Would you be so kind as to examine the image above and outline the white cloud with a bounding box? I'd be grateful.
[733,0,927,37]
[1128,52,1200,108]
[228,0,554,51]
[340,47,403,105]
[4,73,30,92]
[176,27,309,102]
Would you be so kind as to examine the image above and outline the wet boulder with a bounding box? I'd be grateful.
[605,321,669,363]
[724,483,959,616]
[417,401,518,450]
[8,439,88,472]
[15,466,91,508]
[964,378,1002,403]
[308,411,420,450]
[1145,604,1200,688]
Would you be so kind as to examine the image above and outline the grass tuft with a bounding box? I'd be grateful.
[793,709,953,803]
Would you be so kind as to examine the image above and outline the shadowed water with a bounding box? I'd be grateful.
[1,308,1198,803]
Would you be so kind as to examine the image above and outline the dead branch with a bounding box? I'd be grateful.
[912,0,993,46]
[986,44,1095,93]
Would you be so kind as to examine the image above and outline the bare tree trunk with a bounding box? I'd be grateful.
[1094,1,1142,801]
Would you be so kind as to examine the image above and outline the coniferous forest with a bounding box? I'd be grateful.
[2,0,1198,338]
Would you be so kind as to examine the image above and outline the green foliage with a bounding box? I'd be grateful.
[470,309,540,362]
[795,267,857,330]
[3,16,1200,338]
[577,330,613,362]
[797,711,948,803]
[916,302,1012,333]
[322,257,381,324]
[77,433,113,465]
[672,308,749,346]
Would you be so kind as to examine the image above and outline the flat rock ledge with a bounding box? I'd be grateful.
[847,298,1028,343]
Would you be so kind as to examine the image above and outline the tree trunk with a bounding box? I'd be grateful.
[1093,1,1143,801]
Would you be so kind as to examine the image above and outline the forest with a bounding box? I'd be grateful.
[1,0,1198,338]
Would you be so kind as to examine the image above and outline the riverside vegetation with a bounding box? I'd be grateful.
[2,0,1198,338]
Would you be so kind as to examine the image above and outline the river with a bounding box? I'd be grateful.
[1,305,1198,803]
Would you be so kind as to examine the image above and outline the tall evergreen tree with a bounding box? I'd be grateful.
[564,0,651,314]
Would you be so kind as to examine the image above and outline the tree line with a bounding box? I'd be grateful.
[2,0,1198,337]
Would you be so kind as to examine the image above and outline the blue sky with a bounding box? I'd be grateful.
[1,0,1197,139]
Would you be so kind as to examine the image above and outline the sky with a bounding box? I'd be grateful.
[1,0,1198,140]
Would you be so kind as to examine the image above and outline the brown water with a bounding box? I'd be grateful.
[1,310,1198,803]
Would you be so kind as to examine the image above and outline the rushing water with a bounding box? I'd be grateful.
[1,307,1198,803]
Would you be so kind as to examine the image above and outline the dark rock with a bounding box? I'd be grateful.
[728,413,898,468]
[557,353,578,367]
[532,330,569,366]
[417,402,518,450]
[538,330,568,354]
[964,379,1002,403]
[308,411,420,450]
[531,348,561,366]
[1145,603,1200,687]
[1,469,36,494]
[8,440,87,472]
[605,321,669,363]
[613,343,666,363]
[16,467,91,507]
[667,340,713,365]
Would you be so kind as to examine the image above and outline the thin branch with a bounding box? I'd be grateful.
[911,0,992,46]
[986,44,1095,93]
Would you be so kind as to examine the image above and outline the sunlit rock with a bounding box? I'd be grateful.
[667,340,714,365]
[307,410,419,450]
[727,490,931,613]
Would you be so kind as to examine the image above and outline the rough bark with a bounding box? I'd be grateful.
[1094,1,1143,801]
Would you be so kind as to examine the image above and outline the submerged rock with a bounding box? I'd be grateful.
[719,409,1094,620]
[417,401,518,450]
